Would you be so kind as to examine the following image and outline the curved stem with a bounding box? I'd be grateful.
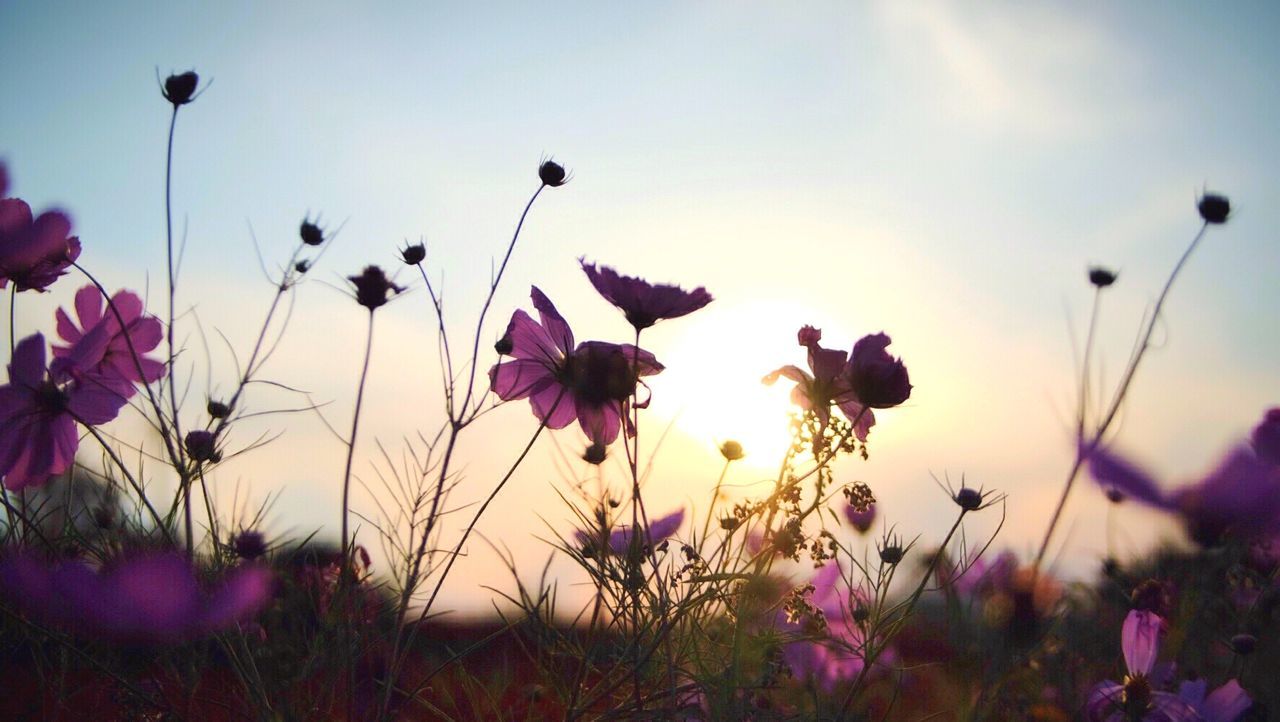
[340,311,376,564]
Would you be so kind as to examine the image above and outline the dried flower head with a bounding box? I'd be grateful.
[954,486,983,511]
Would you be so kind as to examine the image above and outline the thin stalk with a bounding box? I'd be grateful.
[341,311,376,564]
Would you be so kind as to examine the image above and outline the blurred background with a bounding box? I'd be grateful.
[3,1,1279,613]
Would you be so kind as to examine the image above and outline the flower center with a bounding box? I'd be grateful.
[1121,674,1152,718]
[563,346,635,405]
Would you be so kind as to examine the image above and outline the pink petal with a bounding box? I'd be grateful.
[1202,680,1251,722]
[8,334,46,389]
[1121,609,1162,676]
[530,286,574,354]
[530,383,576,429]
[74,285,103,327]
[489,358,553,401]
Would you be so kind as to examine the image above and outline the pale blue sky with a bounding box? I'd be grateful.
[4,2,1280,609]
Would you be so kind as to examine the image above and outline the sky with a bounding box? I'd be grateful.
[3,1,1280,613]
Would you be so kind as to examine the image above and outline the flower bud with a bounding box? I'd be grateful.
[400,242,426,265]
[538,160,568,187]
[232,530,268,561]
[879,544,904,566]
[300,219,325,246]
[207,399,231,419]
[1198,193,1230,224]
[582,442,607,465]
[348,265,402,310]
[719,440,744,461]
[954,487,983,511]
[184,430,219,463]
[1088,266,1117,288]
[494,333,513,356]
[162,71,199,106]
[294,260,311,275]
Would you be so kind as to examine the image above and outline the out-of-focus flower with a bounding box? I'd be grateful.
[0,334,128,490]
[232,530,269,561]
[1089,266,1118,288]
[951,550,1018,597]
[348,265,402,310]
[538,160,568,187]
[578,508,685,556]
[843,333,912,409]
[1084,436,1280,545]
[1198,193,1231,224]
[1252,407,1280,466]
[719,440,744,461]
[162,71,200,106]
[0,176,81,292]
[52,285,166,395]
[207,398,231,419]
[580,259,712,332]
[488,286,662,445]
[844,504,875,533]
[764,326,875,442]
[0,551,272,643]
[1087,610,1198,721]
[1177,679,1251,722]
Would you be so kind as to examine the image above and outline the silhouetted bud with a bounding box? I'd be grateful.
[852,605,870,624]
[583,442,607,465]
[494,333,513,356]
[162,71,199,106]
[300,219,325,246]
[294,260,310,275]
[207,399,231,419]
[185,430,219,463]
[719,440,744,461]
[539,160,568,187]
[1198,193,1230,224]
[348,265,402,310]
[879,544,904,566]
[232,530,268,560]
[954,487,983,511]
[1089,266,1117,288]
[400,242,426,265]
[1230,634,1256,656]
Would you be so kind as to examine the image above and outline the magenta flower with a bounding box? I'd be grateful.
[843,332,912,409]
[0,334,128,490]
[0,168,81,292]
[489,286,663,445]
[1087,610,1198,721]
[580,259,712,332]
[52,285,166,396]
[0,551,272,643]
[1252,407,1280,466]
[1084,438,1280,545]
[763,326,875,442]
[578,508,685,556]
[1177,679,1251,722]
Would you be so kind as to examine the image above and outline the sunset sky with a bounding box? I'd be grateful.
[4,2,1279,611]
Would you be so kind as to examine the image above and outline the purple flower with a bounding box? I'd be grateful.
[843,503,875,533]
[0,551,272,643]
[1252,407,1280,466]
[1088,610,1198,721]
[580,508,685,556]
[580,259,712,332]
[1084,440,1280,545]
[763,326,875,442]
[0,334,128,490]
[52,285,166,396]
[0,177,81,292]
[1178,679,1251,722]
[843,333,912,409]
[489,286,663,445]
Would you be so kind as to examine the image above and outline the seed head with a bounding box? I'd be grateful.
[162,71,199,106]
[294,260,311,275]
[879,544,904,566]
[232,530,268,561]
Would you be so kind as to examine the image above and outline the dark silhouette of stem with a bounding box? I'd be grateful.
[341,311,377,564]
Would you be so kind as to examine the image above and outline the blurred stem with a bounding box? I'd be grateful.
[341,310,376,566]
[1034,222,1209,571]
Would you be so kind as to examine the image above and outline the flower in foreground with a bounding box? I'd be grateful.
[1084,431,1280,545]
[489,286,663,444]
[580,259,712,332]
[0,334,128,490]
[1087,610,1198,721]
[0,551,272,643]
[0,169,81,292]
[1177,679,1251,722]
[763,326,874,442]
[52,285,166,395]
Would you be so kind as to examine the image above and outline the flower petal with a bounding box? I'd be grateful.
[1121,609,1162,676]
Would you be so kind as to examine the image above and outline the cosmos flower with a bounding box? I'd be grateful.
[52,285,166,395]
[1084,435,1280,546]
[579,259,712,332]
[0,551,272,643]
[0,334,128,490]
[0,168,81,292]
[843,332,911,409]
[1177,679,1251,722]
[1087,610,1198,721]
[577,508,686,556]
[489,286,663,445]
[763,326,874,442]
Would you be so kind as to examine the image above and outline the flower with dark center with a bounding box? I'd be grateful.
[347,265,402,311]
[1087,610,1198,721]
[1198,193,1231,224]
[400,241,426,265]
[162,71,200,106]
[1089,266,1118,288]
[538,160,568,187]
[580,259,712,332]
[299,218,325,246]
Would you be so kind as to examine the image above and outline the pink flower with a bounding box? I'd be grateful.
[580,259,712,332]
[0,168,81,292]
[0,334,128,490]
[763,326,874,442]
[0,551,272,643]
[843,333,911,409]
[1088,611,1198,721]
[52,285,166,396]
[489,286,663,445]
